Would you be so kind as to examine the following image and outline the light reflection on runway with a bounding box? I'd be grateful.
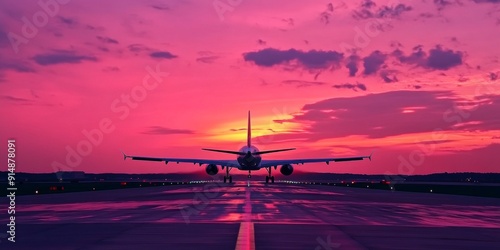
[10,183,500,226]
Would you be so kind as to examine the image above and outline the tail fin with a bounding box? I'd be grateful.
[247,110,251,147]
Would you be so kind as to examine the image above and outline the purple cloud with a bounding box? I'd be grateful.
[426,46,463,70]
[363,51,386,75]
[96,36,119,44]
[345,54,360,76]
[33,50,97,65]
[282,80,327,88]
[243,48,344,69]
[143,126,193,135]
[394,46,463,70]
[149,51,177,59]
[332,83,367,91]
[266,91,479,141]
[353,1,412,19]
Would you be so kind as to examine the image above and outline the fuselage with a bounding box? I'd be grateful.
[236,145,261,170]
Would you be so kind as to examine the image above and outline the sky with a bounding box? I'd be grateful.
[1,0,500,175]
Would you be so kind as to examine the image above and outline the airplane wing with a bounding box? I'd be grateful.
[122,152,240,168]
[259,154,372,168]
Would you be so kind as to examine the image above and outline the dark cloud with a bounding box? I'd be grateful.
[143,126,193,135]
[363,51,386,75]
[96,36,119,44]
[361,0,376,9]
[419,12,435,19]
[282,18,294,26]
[0,26,9,48]
[0,95,30,102]
[269,91,500,142]
[58,16,77,27]
[282,80,326,88]
[432,0,463,11]
[128,44,151,53]
[314,72,321,80]
[332,82,367,91]
[0,60,34,72]
[473,0,500,3]
[453,95,500,131]
[263,91,475,141]
[393,45,426,65]
[378,4,413,18]
[149,51,177,59]
[489,72,498,81]
[458,75,469,82]
[320,3,334,24]
[394,46,463,70]
[0,95,34,105]
[151,4,170,10]
[33,50,97,66]
[353,1,412,19]
[380,70,398,83]
[345,54,360,77]
[196,56,219,63]
[243,48,344,70]
[427,46,463,70]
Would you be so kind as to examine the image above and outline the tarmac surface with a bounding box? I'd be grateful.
[1,181,500,249]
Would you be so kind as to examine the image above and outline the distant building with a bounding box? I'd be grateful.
[55,171,85,182]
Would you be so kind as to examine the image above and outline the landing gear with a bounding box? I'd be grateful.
[224,176,233,183]
[224,167,233,183]
[248,170,251,179]
[265,168,275,183]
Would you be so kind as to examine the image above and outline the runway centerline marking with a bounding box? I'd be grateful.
[235,181,255,250]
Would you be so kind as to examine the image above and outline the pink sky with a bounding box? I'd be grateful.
[1,0,499,175]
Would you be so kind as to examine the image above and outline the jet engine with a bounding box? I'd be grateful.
[205,164,218,175]
[280,164,294,176]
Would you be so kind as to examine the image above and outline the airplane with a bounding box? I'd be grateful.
[122,111,372,183]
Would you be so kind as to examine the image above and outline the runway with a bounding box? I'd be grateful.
[2,181,500,249]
